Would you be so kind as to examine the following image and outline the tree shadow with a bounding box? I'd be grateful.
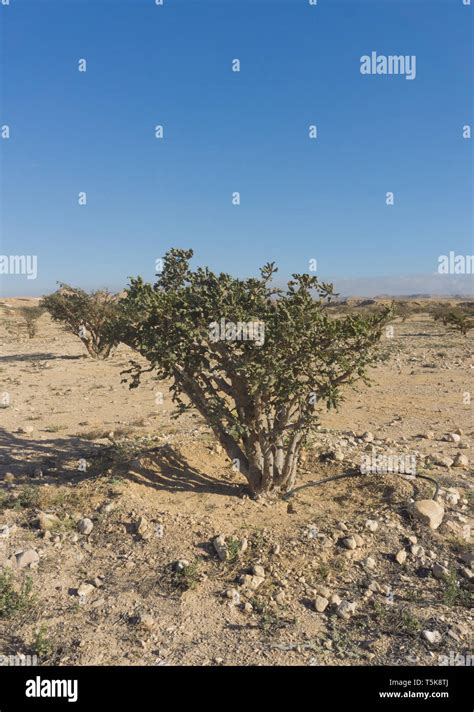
[0,428,242,497]
[0,352,85,363]
[124,443,242,498]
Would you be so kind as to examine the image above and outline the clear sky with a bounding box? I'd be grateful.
[0,0,473,296]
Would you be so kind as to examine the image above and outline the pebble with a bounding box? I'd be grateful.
[213,535,227,561]
[411,500,444,530]
[77,582,95,597]
[314,595,329,612]
[342,536,357,550]
[15,549,39,569]
[365,520,379,532]
[252,564,265,578]
[77,518,94,535]
[453,454,469,469]
[422,630,442,645]
[395,549,407,565]
[337,600,357,619]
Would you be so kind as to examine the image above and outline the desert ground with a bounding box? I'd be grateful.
[0,298,472,666]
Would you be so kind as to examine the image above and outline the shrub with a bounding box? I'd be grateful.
[41,284,123,358]
[119,248,392,497]
[17,306,46,338]
[431,305,473,336]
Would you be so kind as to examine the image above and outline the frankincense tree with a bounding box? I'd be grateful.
[41,284,123,359]
[119,248,392,497]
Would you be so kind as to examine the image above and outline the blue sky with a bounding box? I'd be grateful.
[0,0,472,296]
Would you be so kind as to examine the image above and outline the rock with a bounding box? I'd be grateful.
[445,489,461,506]
[271,543,281,555]
[240,537,248,554]
[365,519,379,532]
[330,593,342,606]
[139,614,155,630]
[213,535,228,561]
[420,431,435,440]
[411,500,444,530]
[453,454,469,469]
[37,512,59,531]
[252,564,265,578]
[15,549,39,568]
[275,592,286,605]
[77,582,95,597]
[77,518,93,535]
[422,630,442,645]
[364,556,377,570]
[410,544,424,558]
[337,600,357,619]
[225,588,240,604]
[286,502,296,514]
[395,549,407,565]
[135,515,152,540]
[332,449,344,462]
[248,576,265,590]
[3,473,15,483]
[92,576,103,588]
[407,535,417,545]
[317,586,331,599]
[314,595,329,612]
[445,433,461,443]
[342,536,357,550]
[353,534,365,547]
[459,566,473,581]
[0,525,10,539]
[368,580,382,593]
[242,602,253,614]
[362,432,374,442]
[175,559,190,571]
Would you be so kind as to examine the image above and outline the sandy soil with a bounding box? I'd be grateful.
[0,299,472,666]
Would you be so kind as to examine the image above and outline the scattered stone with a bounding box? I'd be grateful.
[364,556,377,570]
[135,515,152,540]
[225,588,240,604]
[420,431,435,440]
[314,595,329,612]
[275,592,286,605]
[271,543,281,555]
[445,433,461,443]
[240,537,248,554]
[410,544,424,558]
[330,593,342,606]
[213,535,228,561]
[411,500,444,530]
[175,559,190,571]
[342,536,357,550]
[242,602,253,614]
[422,630,442,645]
[365,519,379,532]
[15,549,39,569]
[0,525,10,539]
[395,549,407,565]
[77,582,95,597]
[362,432,374,442]
[353,534,365,547]
[3,473,15,483]
[317,586,331,599]
[287,502,296,514]
[139,614,155,630]
[77,518,93,536]
[337,600,357,619]
[453,454,469,469]
[407,535,417,545]
[252,564,265,578]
